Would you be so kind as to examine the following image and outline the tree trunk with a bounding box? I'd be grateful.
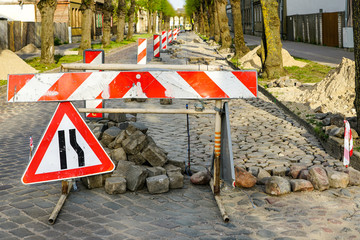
[147,10,151,33]
[159,11,163,31]
[208,1,215,38]
[230,0,249,58]
[37,0,57,64]
[199,0,205,35]
[152,11,157,33]
[216,0,232,49]
[126,0,135,40]
[193,12,198,32]
[260,0,284,79]
[116,0,126,42]
[204,0,210,37]
[79,0,94,55]
[214,0,220,42]
[354,0,360,132]
[102,0,113,47]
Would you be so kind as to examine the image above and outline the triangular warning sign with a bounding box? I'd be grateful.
[22,102,115,184]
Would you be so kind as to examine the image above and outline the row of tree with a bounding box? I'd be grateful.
[185,0,285,79]
[38,0,176,64]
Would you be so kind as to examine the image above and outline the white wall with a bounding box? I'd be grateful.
[0,4,35,21]
[287,0,346,16]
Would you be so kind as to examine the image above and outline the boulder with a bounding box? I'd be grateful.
[81,175,103,189]
[126,165,148,191]
[308,166,329,191]
[190,171,211,185]
[101,127,121,146]
[257,168,272,185]
[326,169,349,188]
[290,165,308,179]
[142,144,168,167]
[344,167,360,186]
[248,166,260,177]
[265,176,291,195]
[298,169,309,180]
[146,175,170,194]
[110,147,127,165]
[146,166,167,177]
[290,179,314,192]
[235,166,257,188]
[122,130,148,155]
[329,127,345,138]
[112,160,135,178]
[272,166,289,177]
[105,177,127,194]
[167,171,184,189]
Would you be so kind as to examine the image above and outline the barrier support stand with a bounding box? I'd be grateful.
[48,179,73,225]
[213,100,222,195]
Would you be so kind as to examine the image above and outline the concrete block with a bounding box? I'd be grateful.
[108,113,127,123]
[142,144,168,167]
[112,160,135,178]
[146,166,166,177]
[105,177,127,194]
[167,171,184,189]
[110,147,127,165]
[101,126,121,147]
[81,175,103,189]
[126,165,148,191]
[122,130,148,155]
[146,175,169,194]
[128,153,147,165]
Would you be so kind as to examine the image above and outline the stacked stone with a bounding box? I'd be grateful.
[83,114,185,195]
[235,164,360,196]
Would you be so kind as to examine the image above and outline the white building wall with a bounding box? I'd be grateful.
[0,4,35,21]
[287,0,346,16]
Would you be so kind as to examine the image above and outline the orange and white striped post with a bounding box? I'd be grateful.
[153,34,160,58]
[173,28,178,40]
[213,100,222,195]
[161,31,167,50]
[137,38,147,64]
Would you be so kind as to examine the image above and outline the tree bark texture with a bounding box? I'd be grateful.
[193,12,198,32]
[230,0,249,58]
[260,0,284,79]
[159,11,163,31]
[127,0,135,40]
[152,11,157,33]
[147,11,152,33]
[102,0,113,47]
[353,0,360,132]
[79,0,95,55]
[37,0,57,64]
[214,0,220,42]
[208,1,215,38]
[216,0,231,49]
[204,0,210,37]
[199,0,205,35]
[116,0,126,42]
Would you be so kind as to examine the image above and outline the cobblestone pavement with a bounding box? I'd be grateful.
[1,32,360,240]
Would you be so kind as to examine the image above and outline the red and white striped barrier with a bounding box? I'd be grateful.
[161,31,167,50]
[173,29,178,40]
[8,71,257,102]
[344,120,353,167]
[153,34,160,58]
[168,30,173,44]
[137,38,147,64]
[83,49,104,119]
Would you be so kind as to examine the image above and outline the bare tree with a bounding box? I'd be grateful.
[37,0,57,64]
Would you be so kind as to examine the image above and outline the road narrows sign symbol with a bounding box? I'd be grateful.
[22,102,115,184]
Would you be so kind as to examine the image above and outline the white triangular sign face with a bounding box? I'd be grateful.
[22,102,115,184]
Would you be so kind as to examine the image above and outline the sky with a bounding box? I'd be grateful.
[168,0,185,10]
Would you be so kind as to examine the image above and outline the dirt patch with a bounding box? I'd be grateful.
[16,43,40,54]
[269,58,356,118]
[0,49,38,80]
[239,45,307,70]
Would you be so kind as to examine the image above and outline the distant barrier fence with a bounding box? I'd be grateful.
[0,20,68,51]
